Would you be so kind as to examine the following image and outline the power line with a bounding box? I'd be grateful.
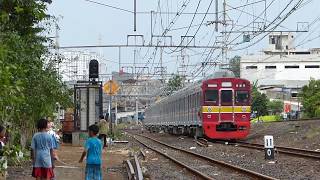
[168,0,214,54]
[84,0,133,13]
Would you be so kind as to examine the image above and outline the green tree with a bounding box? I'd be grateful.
[300,79,320,118]
[0,0,72,148]
[229,56,241,77]
[267,100,284,115]
[165,75,183,95]
[251,84,268,119]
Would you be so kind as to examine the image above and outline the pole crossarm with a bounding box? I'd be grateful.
[221,30,308,34]
[114,94,154,97]
[55,44,222,49]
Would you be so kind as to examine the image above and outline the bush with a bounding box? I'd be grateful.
[251,115,281,123]
[0,144,29,173]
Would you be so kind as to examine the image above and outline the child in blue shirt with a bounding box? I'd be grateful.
[31,118,55,180]
[79,124,103,180]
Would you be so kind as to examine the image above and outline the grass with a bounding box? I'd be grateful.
[108,123,129,140]
[305,127,320,139]
[251,115,281,123]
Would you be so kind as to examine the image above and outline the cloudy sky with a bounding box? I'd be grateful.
[47,0,320,78]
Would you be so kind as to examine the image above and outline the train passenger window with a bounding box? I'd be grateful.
[205,90,218,102]
[236,91,249,104]
[221,90,233,105]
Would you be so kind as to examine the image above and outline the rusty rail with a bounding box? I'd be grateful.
[124,154,144,180]
[196,138,209,147]
[133,136,214,180]
[124,160,135,180]
[134,155,144,180]
[133,134,278,180]
[236,141,320,160]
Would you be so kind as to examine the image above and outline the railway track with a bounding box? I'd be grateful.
[131,133,278,180]
[235,141,320,160]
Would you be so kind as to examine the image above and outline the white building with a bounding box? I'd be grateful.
[241,33,320,88]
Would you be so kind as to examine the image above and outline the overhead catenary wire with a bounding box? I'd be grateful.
[191,0,303,78]
[84,0,134,13]
[84,0,310,83]
[167,0,214,54]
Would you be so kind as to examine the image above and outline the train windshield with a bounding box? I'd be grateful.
[221,90,233,105]
[205,90,218,103]
[236,91,249,105]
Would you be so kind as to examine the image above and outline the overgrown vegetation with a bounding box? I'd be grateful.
[251,115,281,123]
[0,0,72,169]
[267,100,284,115]
[229,55,241,78]
[300,79,320,118]
[164,74,183,95]
[251,84,269,119]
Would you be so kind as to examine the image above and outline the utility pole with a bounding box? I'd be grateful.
[108,80,113,136]
[134,0,137,31]
[55,23,60,75]
[222,0,227,64]
[215,0,219,32]
[118,47,121,71]
[115,96,118,126]
[160,47,164,81]
[135,96,139,124]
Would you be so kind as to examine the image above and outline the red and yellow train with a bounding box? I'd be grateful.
[144,73,251,140]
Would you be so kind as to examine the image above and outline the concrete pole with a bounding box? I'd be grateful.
[118,47,121,71]
[124,100,127,111]
[135,96,139,124]
[109,81,113,135]
[215,0,218,32]
[115,96,118,126]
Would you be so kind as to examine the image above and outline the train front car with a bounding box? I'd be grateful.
[201,78,251,140]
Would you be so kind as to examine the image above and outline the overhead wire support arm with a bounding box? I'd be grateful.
[221,30,308,34]
[57,44,222,49]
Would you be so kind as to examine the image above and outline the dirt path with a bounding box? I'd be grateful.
[7,144,128,180]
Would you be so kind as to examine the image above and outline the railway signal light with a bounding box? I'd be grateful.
[89,59,99,79]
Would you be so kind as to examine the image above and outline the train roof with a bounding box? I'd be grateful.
[150,70,242,106]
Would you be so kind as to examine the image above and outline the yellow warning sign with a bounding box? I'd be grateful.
[103,80,120,95]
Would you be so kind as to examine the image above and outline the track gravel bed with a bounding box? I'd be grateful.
[144,132,320,180]
[248,120,320,150]
[134,135,250,180]
[126,134,198,180]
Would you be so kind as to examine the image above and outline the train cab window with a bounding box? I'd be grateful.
[205,90,218,103]
[221,90,233,105]
[236,91,249,104]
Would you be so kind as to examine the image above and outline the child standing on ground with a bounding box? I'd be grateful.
[0,125,7,179]
[79,124,103,180]
[31,119,54,180]
[0,125,6,152]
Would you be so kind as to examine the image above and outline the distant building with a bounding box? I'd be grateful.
[241,32,320,88]
[240,33,320,113]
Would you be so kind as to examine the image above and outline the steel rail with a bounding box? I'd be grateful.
[196,138,209,147]
[236,141,320,160]
[124,160,135,180]
[132,136,215,180]
[133,134,278,180]
[134,155,144,180]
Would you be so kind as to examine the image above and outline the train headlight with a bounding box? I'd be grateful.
[222,82,232,87]
[208,84,217,88]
